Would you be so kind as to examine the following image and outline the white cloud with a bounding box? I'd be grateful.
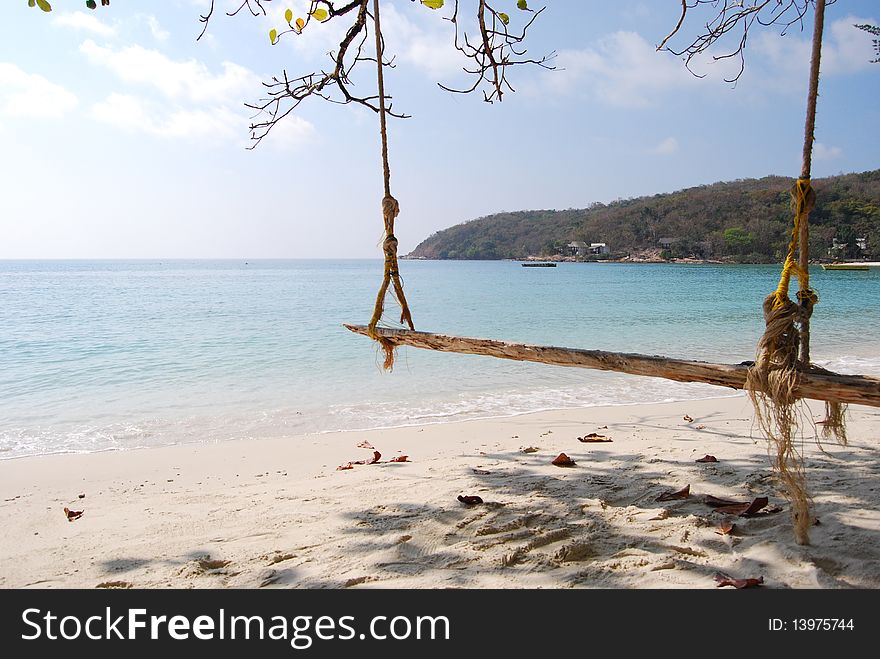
[752,16,877,83]
[52,11,116,37]
[144,15,170,42]
[91,92,239,142]
[80,40,253,104]
[380,3,466,79]
[82,42,314,149]
[263,115,318,150]
[545,31,701,107]
[651,137,679,155]
[813,143,843,160]
[0,63,78,118]
[535,15,877,109]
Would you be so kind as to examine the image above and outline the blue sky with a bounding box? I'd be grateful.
[1,0,877,258]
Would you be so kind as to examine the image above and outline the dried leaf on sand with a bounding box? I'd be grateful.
[552,453,576,467]
[353,451,382,465]
[695,455,718,463]
[714,572,764,589]
[713,496,769,517]
[336,463,354,471]
[578,433,612,443]
[356,441,375,449]
[656,485,690,502]
[63,507,83,521]
[520,446,540,454]
[683,415,694,423]
[389,456,409,463]
[703,494,740,507]
[457,495,483,505]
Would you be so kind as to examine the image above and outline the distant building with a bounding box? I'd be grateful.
[658,237,678,248]
[567,241,588,257]
[567,240,609,257]
[856,237,868,251]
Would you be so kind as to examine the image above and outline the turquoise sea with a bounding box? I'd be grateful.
[1,260,878,459]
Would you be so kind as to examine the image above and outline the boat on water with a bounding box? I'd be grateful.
[822,263,871,271]
[522,262,557,267]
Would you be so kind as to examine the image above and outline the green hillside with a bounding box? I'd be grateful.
[407,170,880,262]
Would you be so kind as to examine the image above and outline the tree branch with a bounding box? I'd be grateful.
[657,1,836,83]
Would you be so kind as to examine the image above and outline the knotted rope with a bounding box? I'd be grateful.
[367,0,414,369]
[745,0,845,546]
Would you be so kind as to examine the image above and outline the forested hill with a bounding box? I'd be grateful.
[407,170,880,262]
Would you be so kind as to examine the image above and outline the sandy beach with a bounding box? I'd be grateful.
[1,394,878,589]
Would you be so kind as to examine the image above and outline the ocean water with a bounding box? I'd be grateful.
[1,259,878,459]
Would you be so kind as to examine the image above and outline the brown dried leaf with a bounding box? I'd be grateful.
[472,469,491,475]
[694,424,706,430]
[389,455,409,463]
[63,507,83,521]
[703,494,741,507]
[354,451,382,465]
[457,495,483,505]
[336,462,354,471]
[656,485,690,502]
[714,572,764,589]
[356,441,375,449]
[695,455,718,463]
[552,452,576,467]
[578,433,612,443]
[715,523,736,536]
[714,496,768,517]
[683,415,694,423]
[520,446,540,454]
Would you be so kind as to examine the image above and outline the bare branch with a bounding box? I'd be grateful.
[855,23,880,63]
[197,0,214,41]
[440,0,554,103]
[198,1,551,146]
[657,0,837,83]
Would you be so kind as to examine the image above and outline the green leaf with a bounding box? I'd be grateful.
[517,0,528,9]
[28,0,36,8]
[36,0,52,11]
[421,0,444,9]
[498,12,509,25]
[284,8,293,23]
[269,28,277,44]
[85,0,96,8]
[310,8,329,22]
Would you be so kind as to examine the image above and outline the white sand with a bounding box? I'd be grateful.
[1,394,878,589]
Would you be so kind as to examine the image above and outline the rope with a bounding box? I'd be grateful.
[771,178,816,311]
[746,0,846,547]
[367,0,414,370]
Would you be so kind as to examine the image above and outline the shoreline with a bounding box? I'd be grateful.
[2,395,877,589]
[0,389,744,463]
